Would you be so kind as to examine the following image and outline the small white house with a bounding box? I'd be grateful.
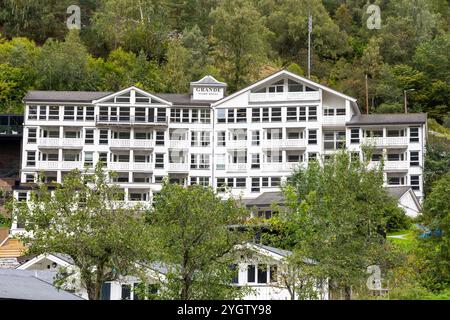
[386,186,422,218]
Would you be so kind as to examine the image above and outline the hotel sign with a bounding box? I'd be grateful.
[193,87,224,101]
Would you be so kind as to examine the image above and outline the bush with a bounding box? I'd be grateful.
[385,205,412,233]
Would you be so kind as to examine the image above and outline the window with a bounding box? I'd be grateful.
[85,129,94,144]
[410,127,419,142]
[227,109,235,123]
[288,79,302,92]
[182,109,189,123]
[26,151,36,166]
[85,107,94,121]
[324,108,334,116]
[28,106,37,120]
[387,176,405,185]
[247,265,256,283]
[216,154,225,170]
[251,178,260,192]
[134,154,150,163]
[270,266,278,283]
[25,174,34,183]
[98,153,107,166]
[230,264,239,284]
[287,130,303,140]
[18,192,27,202]
[265,150,282,163]
[287,107,297,121]
[387,153,404,161]
[39,105,47,120]
[49,106,59,120]
[410,151,419,166]
[350,128,360,144]
[236,108,247,123]
[190,177,210,186]
[364,130,383,137]
[84,152,93,168]
[308,152,317,162]
[121,285,131,300]
[266,128,282,140]
[135,92,151,104]
[155,154,164,169]
[262,108,269,122]
[116,93,130,103]
[251,154,260,169]
[155,131,165,146]
[63,152,80,162]
[99,130,108,144]
[371,153,382,161]
[156,108,166,122]
[41,152,58,161]
[112,131,130,139]
[271,107,282,122]
[200,109,210,123]
[217,109,226,123]
[251,130,260,146]
[308,129,317,144]
[324,131,346,150]
[308,106,317,121]
[64,131,81,139]
[76,106,84,121]
[200,131,210,147]
[287,153,303,162]
[299,106,306,121]
[217,131,226,147]
[64,106,75,120]
[336,108,346,116]
[217,178,226,192]
[268,80,284,93]
[27,128,37,143]
[41,129,59,138]
[387,129,405,137]
[135,131,152,139]
[272,177,281,187]
[257,265,267,284]
[410,175,420,190]
[190,154,210,169]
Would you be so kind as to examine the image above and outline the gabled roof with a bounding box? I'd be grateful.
[17,253,73,270]
[92,86,173,105]
[212,69,358,107]
[0,269,83,300]
[385,186,412,200]
[244,192,284,206]
[347,113,427,125]
[24,91,112,103]
[190,75,227,86]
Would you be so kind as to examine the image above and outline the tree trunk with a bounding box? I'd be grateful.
[344,285,352,300]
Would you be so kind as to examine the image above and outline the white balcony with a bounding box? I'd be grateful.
[168,140,190,149]
[167,163,189,172]
[61,138,83,147]
[38,138,60,147]
[227,163,247,172]
[110,139,131,148]
[369,161,409,171]
[133,139,155,149]
[36,161,59,170]
[284,139,306,148]
[362,137,409,147]
[109,162,131,171]
[61,161,83,170]
[132,162,153,171]
[248,91,320,102]
[322,116,346,125]
[227,140,247,149]
[261,163,284,172]
[284,162,304,172]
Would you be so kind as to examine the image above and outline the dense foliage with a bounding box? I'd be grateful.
[0,0,448,120]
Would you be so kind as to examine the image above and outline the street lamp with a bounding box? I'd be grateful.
[404,89,415,114]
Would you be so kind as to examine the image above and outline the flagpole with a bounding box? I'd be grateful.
[308,13,312,79]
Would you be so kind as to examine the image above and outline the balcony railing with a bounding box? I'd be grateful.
[283,139,306,148]
[168,140,190,148]
[96,115,168,126]
[36,161,82,170]
[227,163,247,172]
[38,138,83,148]
[110,139,155,149]
[38,138,60,147]
[132,162,153,171]
[261,139,306,149]
[109,162,131,171]
[167,163,189,172]
[0,125,23,136]
[227,140,247,149]
[249,91,320,102]
[322,115,346,125]
[61,138,83,147]
[362,137,409,146]
[369,161,409,171]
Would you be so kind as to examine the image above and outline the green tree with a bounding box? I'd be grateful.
[9,164,153,300]
[147,182,249,299]
[210,0,271,91]
[267,151,401,299]
[417,172,450,292]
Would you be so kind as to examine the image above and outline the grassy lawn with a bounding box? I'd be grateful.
[387,228,417,252]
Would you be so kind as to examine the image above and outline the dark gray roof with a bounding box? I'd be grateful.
[385,186,412,200]
[244,192,284,206]
[0,269,83,300]
[347,113,427,125]
[155,93,212,106]
[24,91,112,103]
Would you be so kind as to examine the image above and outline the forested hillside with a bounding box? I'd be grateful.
[0,0,449,122]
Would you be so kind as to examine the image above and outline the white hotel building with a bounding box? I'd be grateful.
[12,70,426,233]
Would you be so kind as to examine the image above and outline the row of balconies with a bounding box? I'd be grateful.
[34,136,413,149]
[248,91,320,102]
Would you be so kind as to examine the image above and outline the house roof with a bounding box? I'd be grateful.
[385,186,412,200]
[0,269,83,300]
[24,91,112,103]
[244,192,284,206]
[251,243,292,258]
[347,113,427,126]
[190,75,227,86]
[155,93,212,106]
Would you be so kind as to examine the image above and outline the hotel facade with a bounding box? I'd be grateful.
[11,70,426,233]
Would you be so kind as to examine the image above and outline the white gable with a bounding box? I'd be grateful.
[92,86,172,105]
